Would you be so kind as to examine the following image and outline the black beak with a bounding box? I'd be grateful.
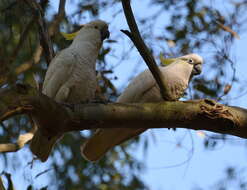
[101,29,110,41]
[192,64,202,75]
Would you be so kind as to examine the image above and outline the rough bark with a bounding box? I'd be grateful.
[0,84,247,144]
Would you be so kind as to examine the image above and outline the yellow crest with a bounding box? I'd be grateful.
[159,53,176,65]
[61,31,80,40]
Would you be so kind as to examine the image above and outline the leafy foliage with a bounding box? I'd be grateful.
[0,0,247,189]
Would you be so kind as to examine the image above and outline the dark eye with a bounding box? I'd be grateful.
[188,59,194,64]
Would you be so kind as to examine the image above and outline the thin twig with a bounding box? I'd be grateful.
[9,18,36,64]
[58,0,66,17]
[35,168,53,179]
[0,1,17,12]
[0,0,66,86]
[121,0,172,100]
[0,131,34,153]
[0,46,43,86]
[48,0,66,37]
[0,176,6,190]
[24,0,54,65]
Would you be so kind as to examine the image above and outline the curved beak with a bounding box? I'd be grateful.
[101,28,110,41]
[192,64,202,75]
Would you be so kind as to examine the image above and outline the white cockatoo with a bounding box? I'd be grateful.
[30,20,110,162]
[81,53,203,161]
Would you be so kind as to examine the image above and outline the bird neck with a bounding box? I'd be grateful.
[164,62,193,82]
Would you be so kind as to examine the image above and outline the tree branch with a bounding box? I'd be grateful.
[24,0,54,65]
[0,0,66,86]
[0,46,43,86]
[0,131,34,153]
[121,0,173,100]
[0,176,6,190]
[0,84,247,155]
[9,18,36,64]
[48,0,66,37]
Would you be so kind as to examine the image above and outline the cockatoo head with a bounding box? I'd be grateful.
[179,53,203,76]
[160,53,203,76]
[84,20,110,41]
[61,20,109,41]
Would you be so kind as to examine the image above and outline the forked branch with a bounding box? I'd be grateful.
[120,0,173,100]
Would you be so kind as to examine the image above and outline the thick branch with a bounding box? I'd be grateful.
[121,0,172,100]
[68,100,247,138]
[1,84,247,142]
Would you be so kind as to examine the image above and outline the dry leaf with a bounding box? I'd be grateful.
[166,39,176,47]
[224,84,232,95]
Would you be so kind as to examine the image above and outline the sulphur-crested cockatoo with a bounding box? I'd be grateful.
[30,20,110,162]
[81,53,203,161]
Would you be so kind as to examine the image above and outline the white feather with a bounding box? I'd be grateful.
[81,54,203,161]
[30,20,108,162]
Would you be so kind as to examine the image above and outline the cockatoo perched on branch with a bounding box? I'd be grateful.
[81,53,203,161]
[30,20,110,162]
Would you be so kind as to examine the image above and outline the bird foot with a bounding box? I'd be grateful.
[168,128,177,131]
[60,102,74,109]
[89,99,111,104]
